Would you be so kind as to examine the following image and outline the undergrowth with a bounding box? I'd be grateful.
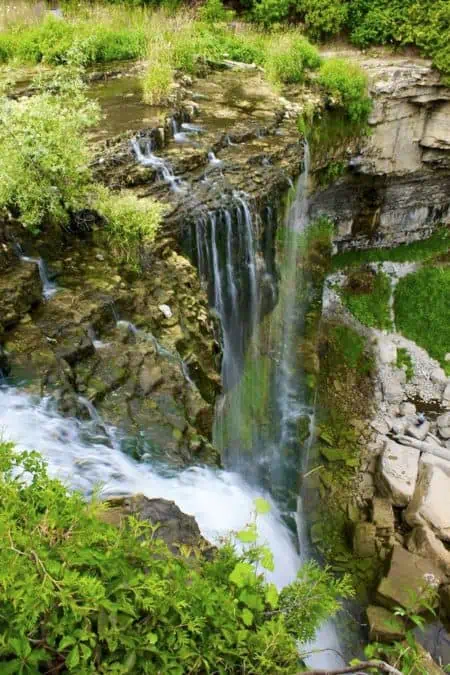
[332,228,450,270]
[395,265,450,373]
[0,441,354,673]
[397,347,414,381]
[340,268,392,330]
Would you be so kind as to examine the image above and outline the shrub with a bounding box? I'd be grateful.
[199,0,233,24]
[252,0,291,28]
[95,188,165,263]
[292,0,349,41]
[0,62,98,232]
[0,442,353,673]
[318,57,372,124]
[265,34,321,85]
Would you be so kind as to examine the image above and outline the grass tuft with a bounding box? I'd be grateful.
[340,268,392,330]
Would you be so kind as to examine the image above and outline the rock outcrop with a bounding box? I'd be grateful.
[310,55,450,250]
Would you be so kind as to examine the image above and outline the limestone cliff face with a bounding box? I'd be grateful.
[309,56,450,250]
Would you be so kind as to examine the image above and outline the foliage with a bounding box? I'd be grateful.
[95,188,165,264]
[0,59,98,231]
[0,14,146,65]
[397,347,414,382]
[316,160,346,186]
[395,265,450,372]
[340,268,392,330]
[265,34,321,85]
[332,228,450,270]
[0,442,353,674]
[142,39,173,104]
[199,0,233,24]
[365,587,439,675]
[292,0,349,40]
[252,0,291,28]
[318,58,372,124]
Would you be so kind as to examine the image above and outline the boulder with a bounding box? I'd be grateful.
[400,402,416,416]
[139,364,164,395]
[443,383,450,408]
[367,605,405,642]
[405,462,450,541]
[372,497,395,534]
[407,525,450,577]
[376,439,420,507]
[378,339,397,365]
[353,522,377,558]
[99,494,214,558]
[382,375,405,404]
[376,546,442,611]
[437,412,450,440]
[406,420,430,441]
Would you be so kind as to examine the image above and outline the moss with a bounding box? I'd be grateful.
[339,267,392,331]
[332,227,450,270]
[396,347,414,382]
[395,264,450,373]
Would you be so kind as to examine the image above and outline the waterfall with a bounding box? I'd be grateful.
[0,387,299,591]
[131,137,184,192]
[21,255,58,299]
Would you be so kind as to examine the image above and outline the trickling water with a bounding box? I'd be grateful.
[21,255,58,299]
[131,137,184,192]
[208,150,222,166]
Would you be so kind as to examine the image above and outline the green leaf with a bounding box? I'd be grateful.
[66,645,80,669]
[242,608,253,627]
[236,526,257,544]
[265,583,278,609]
[229,562,255,589]
[260,546,274,572]
[254,497,271,515]
[59,636,76,651]
[123,650,136,671]
[239,590,263,611]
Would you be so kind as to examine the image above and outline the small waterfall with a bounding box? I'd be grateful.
[131,138,184,192]
[208,150,222,166]
[21,255,58,299]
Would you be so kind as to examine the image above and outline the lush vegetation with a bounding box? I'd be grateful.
[317,58,372,125]
[396,346,414,381]
[0,56,163,259]
[339,267,392,330]
[395,265,450,373]
[0,441,354,673]
[332,228,450,270]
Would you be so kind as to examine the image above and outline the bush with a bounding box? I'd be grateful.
[0,62,98,231]
[95,188,165,263]
[199,0,233,24]
[0,442,353,673]
[252,0,291,28]
[142,41,174,103]
[318,57,372,124]
[265,34,321,85]
[292,0,349,40]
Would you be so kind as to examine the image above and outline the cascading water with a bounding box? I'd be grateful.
[21,255,58,299]
[131,137,184,192]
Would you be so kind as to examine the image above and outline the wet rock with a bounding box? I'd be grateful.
[407,525,450,577]
[367,605,406,642]
[0,263,41,331]
[376,546,442,611]
[353,522,377,558]
[405,462,450,541]
[139,364,164,395]
[376,438,420,507]
[100,494,214,558]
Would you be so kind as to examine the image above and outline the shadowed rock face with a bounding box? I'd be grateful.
[309,55,450,251]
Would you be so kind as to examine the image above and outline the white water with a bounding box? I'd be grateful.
[0,387,299,590]
[208,150,222,166]
[21,256,58,299]
[131,137,184,193]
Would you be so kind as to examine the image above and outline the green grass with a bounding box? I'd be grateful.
[333,228,450,270]
[395,265,450,372]
[317,58,372,125]
[397,347,414,381]
[340,268,392,330]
